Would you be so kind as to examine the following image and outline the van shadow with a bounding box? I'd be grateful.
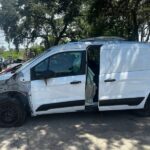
[0,111,150,150]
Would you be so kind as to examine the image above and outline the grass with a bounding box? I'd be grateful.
[0,51,25,60]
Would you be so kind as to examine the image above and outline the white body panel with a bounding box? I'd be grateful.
[98,43,150,110]
[31,75,86,115]
[100,71,150,99]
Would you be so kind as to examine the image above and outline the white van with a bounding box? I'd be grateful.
[0,37,150,127]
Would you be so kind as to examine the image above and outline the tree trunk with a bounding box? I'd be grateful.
[15,44,19,53]
[44,37,51,49]
[54,23,68,45]
[132,11,139,41]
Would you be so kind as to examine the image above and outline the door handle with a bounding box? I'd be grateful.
[104,79,116,82]
[70,81,82,84]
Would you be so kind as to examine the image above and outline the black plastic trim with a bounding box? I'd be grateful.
[36,100,85,111]
[85,105,99,112]
[99,97,144,106]
[104,79,116,82]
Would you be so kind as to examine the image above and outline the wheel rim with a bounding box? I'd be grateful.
[0,105,18,124]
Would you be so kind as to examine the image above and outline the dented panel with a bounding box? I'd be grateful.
[0,72,30,94]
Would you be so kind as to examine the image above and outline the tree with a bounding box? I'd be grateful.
[0,0,20,51]
[0,0,85,51]
[0,0,149,52]
[87,0,150,41]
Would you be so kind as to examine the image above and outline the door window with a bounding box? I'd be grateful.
[48,52,84,77]
[31,51,85,80]
[31,58,49,80]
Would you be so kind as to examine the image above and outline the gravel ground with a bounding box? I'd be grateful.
[0,111,150,150]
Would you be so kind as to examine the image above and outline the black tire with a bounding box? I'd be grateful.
[0,98,26,127]
[133,100,150,117]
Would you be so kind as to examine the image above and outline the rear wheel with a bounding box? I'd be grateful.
[0,98,26,127]
[134,100,150,117]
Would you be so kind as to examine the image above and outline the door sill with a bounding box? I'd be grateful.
[85,104,98,112]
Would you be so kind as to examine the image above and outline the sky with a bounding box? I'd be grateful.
[0,30,42,50]
[0,30,14,50]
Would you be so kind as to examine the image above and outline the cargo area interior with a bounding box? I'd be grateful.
[87,45,100,103]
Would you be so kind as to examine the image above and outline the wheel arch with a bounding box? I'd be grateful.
[0,91,31,114]
[144,93,150,107]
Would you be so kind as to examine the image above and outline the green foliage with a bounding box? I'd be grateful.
[1,51,24,59]
[0,0,85,50]
[29,45,45,55]
[1,44,44,60]
[88,0,150,41]
[0,0,149,52]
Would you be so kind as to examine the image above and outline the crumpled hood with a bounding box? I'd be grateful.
[0,72,14,84]
[0,72,16,93]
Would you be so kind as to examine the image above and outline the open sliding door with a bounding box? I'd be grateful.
[85,45,101,109]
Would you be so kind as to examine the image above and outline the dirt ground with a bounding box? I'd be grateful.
[0,111,150,150]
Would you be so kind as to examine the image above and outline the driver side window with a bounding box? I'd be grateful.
[31,58,49,80]
[48,52,83,76]
[31,51,85,80]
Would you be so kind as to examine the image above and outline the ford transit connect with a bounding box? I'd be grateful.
[0,37,150,127]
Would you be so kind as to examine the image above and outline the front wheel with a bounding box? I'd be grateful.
[0,99,26,128]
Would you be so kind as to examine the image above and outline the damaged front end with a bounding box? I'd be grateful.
[0,71,31,127]
[0,71,30,97]
[0,72,14,93]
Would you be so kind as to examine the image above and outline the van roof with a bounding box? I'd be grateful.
[50,40,149,53]
[80,36,126,42]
